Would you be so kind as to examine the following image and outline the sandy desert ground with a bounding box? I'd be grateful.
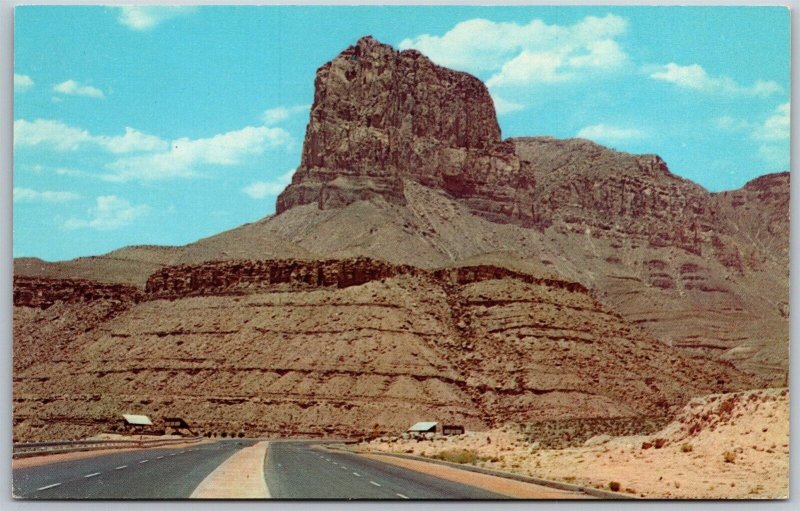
[361,388,789,499]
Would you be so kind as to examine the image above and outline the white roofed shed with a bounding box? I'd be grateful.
[407,421,438,433]
[122,414,153,426]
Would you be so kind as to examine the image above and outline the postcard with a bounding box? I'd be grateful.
[11,5,789,500]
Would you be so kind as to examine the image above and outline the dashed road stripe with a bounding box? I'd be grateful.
[115,465,127,470]
[352,472,361,477]
[157,456,164,459]
[36,483,62,491]
[84,472,101,479]
[169,453,176,456]
[139,460,149,464]
[396,493,409,499]
[369,481,381,487]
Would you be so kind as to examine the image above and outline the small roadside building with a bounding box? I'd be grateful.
[407,421,438,435]
[442,425,465,436]
[122,414,153,434]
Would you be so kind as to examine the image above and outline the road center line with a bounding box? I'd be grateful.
[369,481,381,487]
[352,472,361,477]
[169,453,176,456]
[84,472,101,479]
[115,465,127,470]
[157,456,164,459]
[139,460,149,464]
[36,483,62,491]
[396,493,409,499]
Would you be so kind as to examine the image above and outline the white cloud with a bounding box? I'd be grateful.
[54,167,94,178]
[15,119,92,151]
[400,14,629,87]
[13,187,80,203]
[15,118,293,182]
[714,116,752,132]
[754,102,790,141]
[242,169,296,199]
[116,6,193,31]
[568,39,627,70]
[754,102,789,168]
[101,127,169,154]
[14,74,34,92]
[53,80,105,99]
[577,124,646,143]
[106,126,293,182]
[64,196,150,231]
[14,119,167,153]
[487,51,567,87]
[490,93,524,115]
[262,105,310,126]
[649,63,781,97]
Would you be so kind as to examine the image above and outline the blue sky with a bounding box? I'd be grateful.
[13,5,790,261]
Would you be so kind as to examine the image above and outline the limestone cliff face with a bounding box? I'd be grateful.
[511,137,721,257]
[713,172,790,271]
[276,36,537,225]
[13,276,142,309]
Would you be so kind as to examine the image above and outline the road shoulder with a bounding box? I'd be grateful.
[352,451,592,499]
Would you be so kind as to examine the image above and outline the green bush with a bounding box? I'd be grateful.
[431,448,479,465]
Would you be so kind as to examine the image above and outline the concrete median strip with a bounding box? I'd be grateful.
[190,442,270,499]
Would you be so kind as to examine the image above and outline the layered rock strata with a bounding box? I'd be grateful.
[14,259,757,441]
[276,36,537,225]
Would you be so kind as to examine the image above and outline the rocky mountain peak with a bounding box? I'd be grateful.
[276,36,537,226]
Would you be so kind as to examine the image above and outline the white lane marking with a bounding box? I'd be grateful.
[169,453,176,456]
[369,481,381,487]
[341,465,348,469]
[352,472,361,477]
[139,460,149,464]
[332,462,338,465]
[115,465,127,470]
[36,483,62,491]
[157,456,164,459]
[396,493,409,499]
[84,472,101,479]
[180,451,186,454]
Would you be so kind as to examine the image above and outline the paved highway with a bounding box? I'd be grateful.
[13,440,255,499]
[264,441,507,499]
[14,439,555,499]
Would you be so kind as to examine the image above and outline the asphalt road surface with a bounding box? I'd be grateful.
[13,439,256,499]
[264,441,507,499]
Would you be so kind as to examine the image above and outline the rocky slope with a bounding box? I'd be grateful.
[13,258,757,441]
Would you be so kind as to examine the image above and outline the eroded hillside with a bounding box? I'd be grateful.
[13,258,757,441]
